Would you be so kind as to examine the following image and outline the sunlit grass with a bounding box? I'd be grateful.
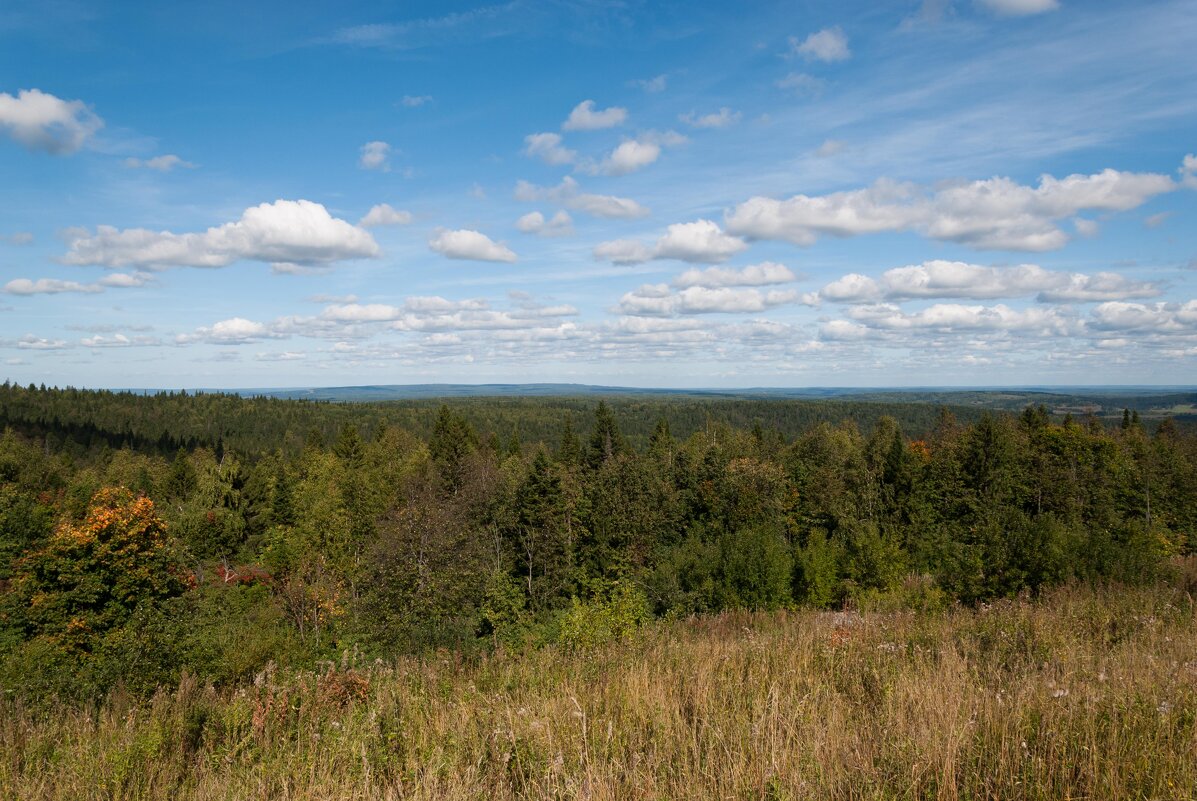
[3,573,1196,800]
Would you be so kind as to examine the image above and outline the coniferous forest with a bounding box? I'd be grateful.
[2,385,1197,798]
[0,383,1193,700]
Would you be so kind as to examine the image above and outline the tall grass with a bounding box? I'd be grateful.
[3,573,1196,800]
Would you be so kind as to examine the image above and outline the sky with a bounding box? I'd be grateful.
[1,0,1196,390]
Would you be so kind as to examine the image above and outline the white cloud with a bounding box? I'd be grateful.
[593,239,653,265]
[4,232,33,245]
[843,302,1078,335]
[674,262,797,288]
[1181,154,1197,189]
[177,317,272,344]
[359,203,413,227]
[616,284,799,316]
[820,273,882,303]
[256,351,308,361]
[726,166,1179,251]
[561,100,627,131]
[1144,212,1171,228]
[595,219,748,265]
[1037,272,1161,302]
[655,220,749,263]
[428,228,517,263]
[514,176,649,219]
[16,334,68,350]
[976,0,1059,16]
[516,210,574,236]
[124,154,196,171]
[400,94,432,107]
[789,27,850,62]
[680,108,741,129]
[62,199,380,270]
[320,303,404,322]
[359,140,392,171]
[775,73,824,95]
[0,88,102,154]
[98,271,153,288]
[816,260,1161,304]
[523,132,577,166]
[80,333,161,348]
[4,278,101,295]
[588,138,660,176]
[630,74,667,93]
[1090,301,1197,333]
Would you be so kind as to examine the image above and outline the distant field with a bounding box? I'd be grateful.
[3,574,1195,800]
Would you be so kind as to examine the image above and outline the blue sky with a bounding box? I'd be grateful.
[1,0,1195,389]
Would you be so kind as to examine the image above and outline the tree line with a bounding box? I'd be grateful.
[1,385,1193,699]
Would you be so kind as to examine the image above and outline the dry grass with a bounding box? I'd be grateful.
[2,577,1196,800]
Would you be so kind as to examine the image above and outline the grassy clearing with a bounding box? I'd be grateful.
[3,575,1196,800]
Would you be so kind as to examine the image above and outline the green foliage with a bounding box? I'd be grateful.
[556,578,650,649]
[2,387,1196,702]
[717,526,792,611]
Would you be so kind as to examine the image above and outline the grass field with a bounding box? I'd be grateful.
[3,569,1196,800]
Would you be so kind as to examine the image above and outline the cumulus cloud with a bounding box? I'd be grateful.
[81,333,161,348]
[359,140,392,171]
[593,239,653,265]
[98,271,154,288]
[4,278,101,295]
[680,108,741,129]
[655,221,749,263]
[16,334,69,350]
[255,351,307,361]
[177,317,273,344]
[841,302,1078,336]
[3,271,152,296]
[789,27,850,62]
[1181,154,1197,189]
[595,220,748,265]
[3,232,34,245]
[400,94,432,107]
[816,261,1161,304]
[514,176,649,219]
[124,154,196,171]
[516,210,574,236]
[359,203,413,227]
[591,139,660,175]
[1089,301,1197,333]
[577,131,686,177]
[428,228,517,262]
[0,88,103,154]
[523,132,577,166]
[62,199,379,270]
[674,262,797,288]
[976,0,1059,16]
[562,100,627,131]
[726,165,1180,251]
[617,284,799,316]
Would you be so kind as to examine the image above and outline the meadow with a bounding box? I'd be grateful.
[3,571,1195,800]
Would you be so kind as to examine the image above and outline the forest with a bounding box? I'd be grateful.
[0,382,1193,700]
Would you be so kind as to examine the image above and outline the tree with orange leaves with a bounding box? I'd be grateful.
[3,487,185,656]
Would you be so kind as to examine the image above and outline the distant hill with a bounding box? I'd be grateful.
[220,383,1197,420]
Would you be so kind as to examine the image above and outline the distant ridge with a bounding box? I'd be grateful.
[216,383,1195,401]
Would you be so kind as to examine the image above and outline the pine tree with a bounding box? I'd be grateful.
[587,401,626,470]
[557,415,581,466]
